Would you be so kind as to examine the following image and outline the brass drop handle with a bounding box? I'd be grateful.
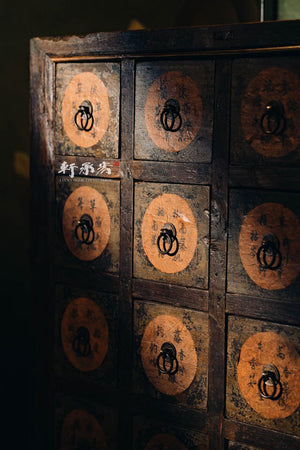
[72,326,92,357]
[160,98,182,132]
[74,100,94,131]
[157,223,179,256]
[75,214,95,245]
[260,100,286,135]
[258,364,283,400]
[156,342,179,375]
[257,233,282,270]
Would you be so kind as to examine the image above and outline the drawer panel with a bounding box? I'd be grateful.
[56,177,120,274]
[55,395,117,449]
[134,416,208,449]
[226,316,300,436]
[54,286,118,386]
[227,189,300,300]
[227,442,262,450]
[55,62,120,158]
[134,300,209,410]
[134,182,210,288]
[135,60,214,163]
[231,56,300,166]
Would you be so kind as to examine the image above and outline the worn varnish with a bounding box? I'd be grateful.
[134,182,210,288]
[31,20,300,450]
[134,300,209,410]
[56,177,120,274]
[56,62,120,158]
[135,60,214,163]
[226,316,300,436]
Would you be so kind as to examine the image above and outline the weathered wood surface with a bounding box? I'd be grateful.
[54,394,118,450]
[135,60,214,163]
[226,315,300,436]
[227,442,262,450]
[231,56,300,166]
[134,300,209,411]
[54,285,118,386]
[134,182,210,288]
[55,62,120,158]
[227,189,300,300]
[133,414,209,449]
[56,176,120,274]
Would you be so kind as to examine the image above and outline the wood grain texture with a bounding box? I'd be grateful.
[56,176,120,274]
[56,62,120,158]
[226,315,300,436]
[231,56,300,166]
[134,182,210,288]
[227,189,300,300]
[135,60,214,162]
[134,300,209,411]
[54,285,118,386]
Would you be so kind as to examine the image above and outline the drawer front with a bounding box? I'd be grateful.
[227,442,262,450]
[56,177,120,273]
[134,300,208,410]
[55,62,120,158]
[54,286,118,386]
[134,416,208,449]
[231,57,300,165]
[134,182,210,288]
[55,396,117,449]
[227,189,300,300]
[135,60,214,163]
[226,316,300,435]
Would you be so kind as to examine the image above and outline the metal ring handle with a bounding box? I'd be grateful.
[258,370,283,400]
[157,223,179,257]
[72,326,91,357]
[256,233,282,270]
[74,100,94,132]
[160,99,182,132]
[156,342,179,375]
[260,100,286,135]
[75,214,95,245]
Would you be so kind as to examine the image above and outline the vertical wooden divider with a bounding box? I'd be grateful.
[119,58,135,449]
[208,58,231,449]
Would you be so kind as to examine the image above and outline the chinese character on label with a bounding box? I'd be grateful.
[96,162,112,175]
[58,161,78,178]
[79,162,95,176]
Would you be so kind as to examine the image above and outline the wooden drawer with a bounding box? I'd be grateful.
[55,62,120,158]
[231,56,300,166]
[56,176,120,274]
[135,60,214,163]
[227,442,262,450]
[54,285,118,386]
[134,182,210,288]
[55,395,117,449]
[227,189,300,300]
[226,315,300,436]
[134,416,208,449]
[133,300,209,410]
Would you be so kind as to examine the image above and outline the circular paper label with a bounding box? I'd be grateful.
[145,433,187,450]
[241,67,300,157]
[141,193,198,274]
[60,409,107,449]
[237,332,300,419]
[145,71,202,152]
[62,186,110,261]
[141,314,197,396]
[61,297,109,372]
[62,72,110,148]
[239,203,300,290]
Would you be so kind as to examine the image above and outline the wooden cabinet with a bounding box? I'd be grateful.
[30,20,300,449]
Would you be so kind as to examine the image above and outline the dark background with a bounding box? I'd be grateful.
[2,0,287,447]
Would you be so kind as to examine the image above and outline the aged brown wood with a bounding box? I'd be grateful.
[31,20,300,450]
[226,316,300,436]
